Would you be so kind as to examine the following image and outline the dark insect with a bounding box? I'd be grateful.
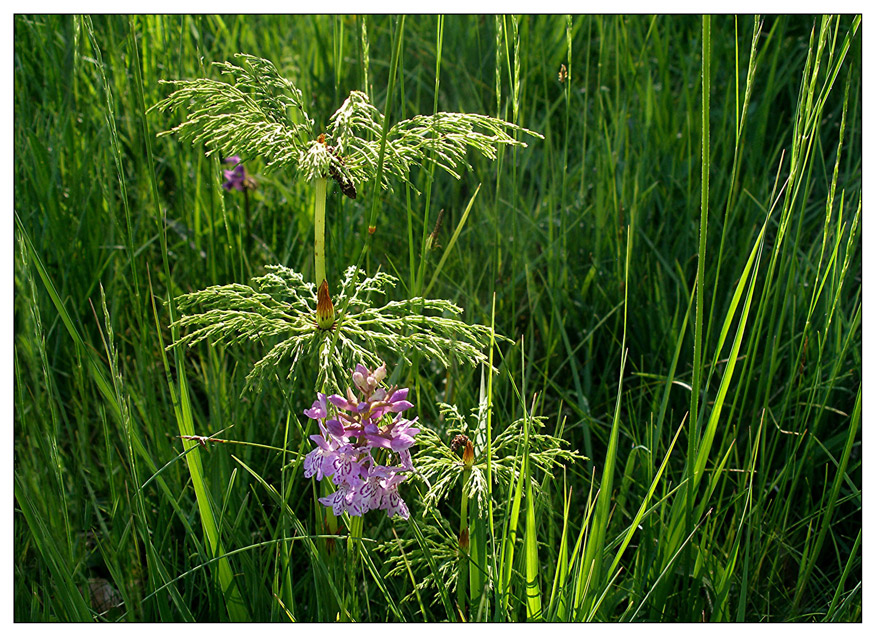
[329,160,357,199]
[318,134,357,199]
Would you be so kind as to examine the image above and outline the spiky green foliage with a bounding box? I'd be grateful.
[172,265,495,392]
[415,403,583,513]
[327,90,543,190]
[15,15,861,623]
[376,512,460,605]
[152,54,314,170]
[156,51,539,391]
[153,53,541,190]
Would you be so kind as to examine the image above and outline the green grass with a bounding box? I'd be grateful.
[14,14,861,622]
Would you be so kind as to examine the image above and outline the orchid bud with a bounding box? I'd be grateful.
[352,371,367,392]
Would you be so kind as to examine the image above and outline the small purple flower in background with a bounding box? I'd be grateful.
[303,363,418,520]
[222,155,257,191]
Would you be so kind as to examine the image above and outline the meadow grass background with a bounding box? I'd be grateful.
[13,14,861,622]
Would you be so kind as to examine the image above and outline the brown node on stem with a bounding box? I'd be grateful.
[316,279,336,330]
[458,527,470,551]
[462,439,475,469]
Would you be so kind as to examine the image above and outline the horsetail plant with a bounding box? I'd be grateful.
[152,53,540,287]
[152,52,544,618]
[153,52,541,391]
[387,401,584,611]
[169,264,496,393]
[415,402,584,514]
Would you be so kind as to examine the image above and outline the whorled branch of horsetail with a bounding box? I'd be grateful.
[152,53,541,289]
[165,266,500,394]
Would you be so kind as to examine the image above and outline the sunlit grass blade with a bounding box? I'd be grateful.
[606,414,686,583]
[523,447,542,620]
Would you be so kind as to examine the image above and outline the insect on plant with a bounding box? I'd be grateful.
[153,52,542,391]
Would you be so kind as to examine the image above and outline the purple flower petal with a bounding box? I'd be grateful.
[331,448,366,486]
[324,418,345,438]
[308,433,331,451]
[328,394,357,412]
[384,490,409,520]
[390,433,417,452]
[303,448,320,478]
[319,481,367,517]
[304,393,329,420]
[390,388,409,402]
[221,159,252,192]
[355,363,370,377]
[352,372,368,393]
[397,449,414,471]
[365,433,392,450]
[389,400,414,413]
[303,442,339,481]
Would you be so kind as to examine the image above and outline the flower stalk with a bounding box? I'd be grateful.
[346,514,364,619]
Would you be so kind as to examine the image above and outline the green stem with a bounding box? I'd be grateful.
[347,515,364,620]
[244,187,252,253]
[458,466,471,617]
[459,471,471,537]
[318,479,340,619]
[314,177,328,285]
